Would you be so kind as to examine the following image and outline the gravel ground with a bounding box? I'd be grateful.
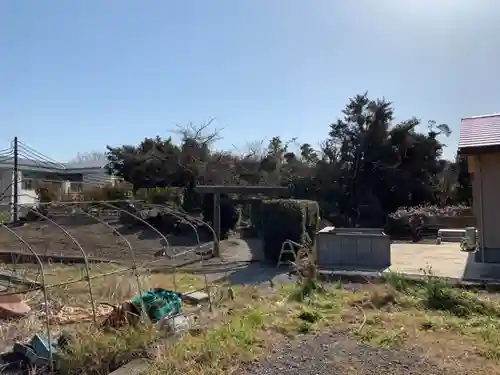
[239,332,455,375]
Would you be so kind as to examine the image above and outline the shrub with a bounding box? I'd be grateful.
[389,204,471,222]
[82,185,130,202]
[0,211,9,223]
[136,187,184,207]
[35,184,60,203]
[260,199,319,262]
[32,184,59,219]
[386,204,473,241]
[202,193,239,239]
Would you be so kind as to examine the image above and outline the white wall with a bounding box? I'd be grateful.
[0,170,12,215]
[18,170,38,206]
[0,170,38,221]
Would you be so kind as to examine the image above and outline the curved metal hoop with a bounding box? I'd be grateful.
[0,223,54,370]
[25,207,98,322]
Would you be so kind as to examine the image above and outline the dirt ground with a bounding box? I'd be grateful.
[0,215,207,265]
[238,332,454,375]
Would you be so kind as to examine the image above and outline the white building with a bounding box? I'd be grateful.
[0,158,121,215]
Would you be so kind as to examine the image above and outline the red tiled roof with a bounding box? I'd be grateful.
[459,113,500,149]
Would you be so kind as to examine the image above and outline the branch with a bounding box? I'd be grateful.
[172,118,223,145]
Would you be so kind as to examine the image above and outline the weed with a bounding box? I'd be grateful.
[298,310,322,323]
[147,302,271,375]
[365,314,382,326]
[289,247,324,302]
[420,318,434,331]
[375,328,406,347]
[297,322,312,334]
[383,271,409,292]
[423,277,499,318]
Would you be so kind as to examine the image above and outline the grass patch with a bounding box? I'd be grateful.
[143,288,279,375]
[146,283,345,375]
[359,271,500,370]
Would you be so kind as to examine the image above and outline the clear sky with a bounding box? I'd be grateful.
[1,0,499,161]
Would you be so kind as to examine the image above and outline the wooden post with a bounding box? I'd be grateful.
[213,193,221,257]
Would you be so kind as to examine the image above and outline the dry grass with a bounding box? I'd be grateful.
[0,262,207,353]
[5,260,500,375]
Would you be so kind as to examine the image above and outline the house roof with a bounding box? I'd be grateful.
[459,113,500,151]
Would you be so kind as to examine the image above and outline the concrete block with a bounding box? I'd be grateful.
[182,291,209,305]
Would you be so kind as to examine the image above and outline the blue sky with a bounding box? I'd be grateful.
[1,0,499,161]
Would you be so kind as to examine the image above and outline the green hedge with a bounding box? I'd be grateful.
[261,199,319,262]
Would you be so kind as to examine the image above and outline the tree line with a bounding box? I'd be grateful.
[102,92,472,227]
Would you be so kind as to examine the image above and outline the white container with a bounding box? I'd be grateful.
[157,313,193,336]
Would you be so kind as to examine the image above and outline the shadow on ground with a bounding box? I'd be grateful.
[189,261,296,286]
[183,236,297,286]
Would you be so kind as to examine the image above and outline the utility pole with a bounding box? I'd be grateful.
[13,137,18,222]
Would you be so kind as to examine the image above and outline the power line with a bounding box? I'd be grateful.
[17,147,65,167]
[17,146,66,169]
[0,146,14,160]
[18,140,60,162]
[17,152,66,170]
[17,140,67,169]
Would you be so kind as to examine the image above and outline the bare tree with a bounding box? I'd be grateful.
[70,151,108,163]
[232,139,266,160]
[172,118,223,145]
